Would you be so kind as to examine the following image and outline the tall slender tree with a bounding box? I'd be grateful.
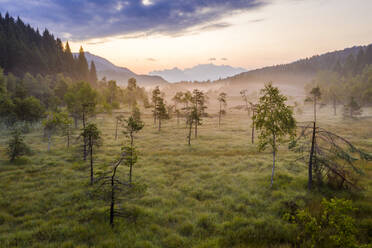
[172,92,184,126]
[155,96,169,131]
[152,86,161,126]
[192,89,207,139]
[306,86,321,123]
[254,83,296,188]
[122,113,144,184]
[217,92,227,128]
[77,46,89,82]
[89,61,98,85]
[81,123,102,185]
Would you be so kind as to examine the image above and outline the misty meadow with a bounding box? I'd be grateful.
[0,1,372,247]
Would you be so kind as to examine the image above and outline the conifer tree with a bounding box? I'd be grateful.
[155,96,169,131]
[151,86,161,126]
[7,128,30,162]
[77,46,89,82]
[89,61,98,85]
[122,113,144,184]
[81,123,102,185]
[64,41,75,77]
[192,89,207,139]
[343,97,362,119]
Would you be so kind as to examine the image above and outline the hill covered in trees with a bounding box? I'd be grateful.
[0,13,96,84]
[215,44,372,86]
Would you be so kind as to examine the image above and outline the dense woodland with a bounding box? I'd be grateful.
[0,13,97,83]
[0,13,372,248]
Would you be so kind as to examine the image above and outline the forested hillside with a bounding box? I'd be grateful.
[217,44,372,85]
[0,13,96,84]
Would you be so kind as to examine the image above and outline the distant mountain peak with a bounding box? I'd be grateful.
[149,63,247,83]
[73,52,167,86]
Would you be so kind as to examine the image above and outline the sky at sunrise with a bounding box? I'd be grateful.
[1,0,372,74]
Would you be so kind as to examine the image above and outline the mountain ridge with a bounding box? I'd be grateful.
[73,52,168,87]
[214,44,372,86]
[149,64,247,82]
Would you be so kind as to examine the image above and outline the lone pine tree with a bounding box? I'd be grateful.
[81,123,102,185]
[122,113,144,184]
[172,91,184,126]
[217,92,227,128]
[155,96,169,131]
[343,97,362,119]
[152,86,161,126]
[192,89,207,139]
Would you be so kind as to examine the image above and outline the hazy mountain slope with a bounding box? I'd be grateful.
[149,64,246,82]
[73,52,168,86]
[215,44,372,86]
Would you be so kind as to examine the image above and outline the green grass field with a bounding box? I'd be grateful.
[0,106,371,247]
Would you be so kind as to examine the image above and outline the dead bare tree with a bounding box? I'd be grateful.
[249,102,258,144]
[290,122,371,189]
[95,149,146,228]
[114,114,124,140]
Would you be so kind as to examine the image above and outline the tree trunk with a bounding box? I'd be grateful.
[47,133,51,151]
[67,124,70,148]
[83,112,87,161]
[219,102,221,128]
[83,111,86,128]
[308,121,316,190]
[270,134,276,188]
[251,111,255,144]
[129,133,134,184]
[153,106,157,127]
[188,119,193,146]
[177,111,180,126]
[195,121,198,139]
[195,100,198,139]
[314,97,317,123]
[74,116,78,129]
[115,118,118,140]
[158,117,161,131]
[110,176,115,227]
[90,138,93,185]
[129,159,133,184]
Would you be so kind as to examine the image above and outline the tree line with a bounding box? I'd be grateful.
[0,13,96,83]
[307,63,372,119]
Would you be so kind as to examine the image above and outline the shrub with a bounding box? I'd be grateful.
[6,129,30,162]
[292,198,360,248]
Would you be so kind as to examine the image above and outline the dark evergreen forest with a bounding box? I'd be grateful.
[0,12,96,83]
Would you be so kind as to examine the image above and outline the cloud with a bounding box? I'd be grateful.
[209,57,216,61]
[198,22,232,31]
[250,18,265,23]
[0,0,267,40]
[147,58,157,62]
[221,57,228,61]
